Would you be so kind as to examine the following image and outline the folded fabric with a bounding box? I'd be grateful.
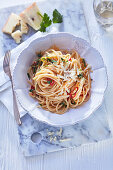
[0,27,58,118]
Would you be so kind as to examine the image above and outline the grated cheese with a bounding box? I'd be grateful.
[47,131,54,136]
[59,138,71,142]
[57,128,62,137]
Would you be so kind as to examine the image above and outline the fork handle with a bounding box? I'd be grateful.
[12,89,22,125]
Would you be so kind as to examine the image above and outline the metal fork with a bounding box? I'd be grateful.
[3,50,21,125]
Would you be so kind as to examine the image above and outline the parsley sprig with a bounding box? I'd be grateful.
[39,13,52,32]
[38,9,63,32]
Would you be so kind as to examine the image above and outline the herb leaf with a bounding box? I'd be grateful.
[47,58,52,62]
[32,67,37,74]
[82,59,86,67]
[77,73,84,79]
[51,60,57,63]
[47,79,52,84]
[29,89,34,92]
[27,73,30,80]
[37,52,42,58]
[39,13,52,32]
[61,58,65,62]
[71,100,76,104]
[60,101,67,108]
[53,9,63,23]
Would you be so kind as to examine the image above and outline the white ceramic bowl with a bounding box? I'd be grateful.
[13,32,107,126]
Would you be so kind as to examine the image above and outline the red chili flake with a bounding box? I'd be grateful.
[47,78,51,82]
[50,80,55,86]
[72,87,78,98]
[68,58,71,61]
[31,85,35,90]
[67,97,69,101]
[33,61,37,65]
[47,78,55,86]
[66,91,72,99]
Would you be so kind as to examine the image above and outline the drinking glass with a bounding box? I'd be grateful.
[93,0,113,27]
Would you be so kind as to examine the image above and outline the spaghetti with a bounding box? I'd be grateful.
[27,46,92,114]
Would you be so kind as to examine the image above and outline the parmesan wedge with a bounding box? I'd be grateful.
[2,13,21,34]
[11,30,22,44]
[20,2,42,30]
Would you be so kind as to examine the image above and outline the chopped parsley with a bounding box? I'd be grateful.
[32,67,37,74]
[77,73,84,79]
[37,52,42,58]
[27,73,30,80]
[60,101,67,108]
[29,89,34,92]
[47,58,52,62]
[82,59,86,67]
[44,57,57,63]
[71,100,76,104]
[41,57,46,61]
[51,60,57,63]
[47,79,52,84]
[61,58,65,62]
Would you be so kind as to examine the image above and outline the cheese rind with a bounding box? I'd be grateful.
[11,30,22,44]
[2,13,21,34]
[20,2,42,30]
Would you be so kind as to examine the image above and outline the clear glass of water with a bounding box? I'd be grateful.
[93,0,113,28]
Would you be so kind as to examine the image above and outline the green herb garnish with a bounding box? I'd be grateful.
[53,9,63,23]
[82,59,86,67]
[77,73,84,79]
[51,60,57,63]
[39,60,43,66]
[40,104,42,106]
[37,52,42,58]
[60,101,67,108]
[71,100,76,104]
[32,67,37,74]
[47,79,52,84]
[39,9,63,32]
[47,58,52,62]
[29,89,34,92]
[27,73,30,80]
[41,57,46,61]
[61,58,65,62]
[39,13,52,32]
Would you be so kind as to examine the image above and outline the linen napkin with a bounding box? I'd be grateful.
[82,0,113,132]
[0,27,59,118]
